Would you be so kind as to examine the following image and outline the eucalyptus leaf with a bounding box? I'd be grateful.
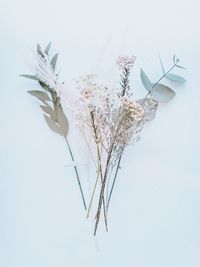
[44,42,51,55]
[20,74,38,81]
[40,105,57,121]
[57,106,69,137]
[140,69,152,92]
[28,90,51,102]
[151,83,175,102]
[44,114,62,135]
[166,73,186,82]
[51,53,58,71]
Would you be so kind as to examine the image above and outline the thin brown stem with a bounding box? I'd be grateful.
[90,111,108,231]
[86,171,100,218]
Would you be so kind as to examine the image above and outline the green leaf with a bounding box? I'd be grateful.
[44,114,62,135]
[57,106,69,137]
[20,74,38,81]
[40,105,57,121]
[44,42,51,55]
[159,55,165,74]
[166,73,186,83]
[151,83,176,102]
[140,69,152,92]
[50,53,58,71]
[28,90,51,102]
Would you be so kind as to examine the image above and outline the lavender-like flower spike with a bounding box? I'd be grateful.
[116,55,136,71]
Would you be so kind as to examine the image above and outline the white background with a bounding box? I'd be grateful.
[1,0,200,266]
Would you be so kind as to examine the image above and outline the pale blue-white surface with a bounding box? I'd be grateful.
[0,0,200,266]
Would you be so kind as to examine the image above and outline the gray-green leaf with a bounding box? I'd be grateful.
[28,90,51,102]
[51,53,58,71]
[57,106,69,137]
[151,83,176,102]
[140,69,152,92]
[20,74,38,81]
[44,114,62,135]
[166,73,186,83]
[40,105,57,121]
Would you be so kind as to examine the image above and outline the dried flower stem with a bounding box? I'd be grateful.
[90,112,108,231]
[86,172,100,218]
[94,147,113,235]
[94,118,124,235]
[106,165,114,205]
[87,144,102,218]
[106,151,122,211]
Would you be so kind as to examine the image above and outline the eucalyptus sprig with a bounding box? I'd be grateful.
[140,55,186,102]
[21,43,87,211]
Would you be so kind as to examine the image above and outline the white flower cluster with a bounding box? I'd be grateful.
[74,73,145,166]
[74,74,119,134]
[76,74,118,107]
[121,96,144,121]
[116,55,136,71]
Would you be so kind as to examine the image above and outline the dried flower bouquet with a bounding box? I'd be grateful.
[21,43,186,235]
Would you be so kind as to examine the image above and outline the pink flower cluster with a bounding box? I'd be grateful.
[116,55,136,71]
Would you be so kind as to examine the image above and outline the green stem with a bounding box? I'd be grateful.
[64,137,87,210]
[153,63,176,87]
